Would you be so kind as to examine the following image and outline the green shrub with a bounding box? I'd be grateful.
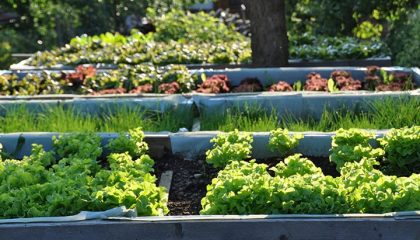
[391,10,420,67]
[151,9,245,43]
[0,42,12,69]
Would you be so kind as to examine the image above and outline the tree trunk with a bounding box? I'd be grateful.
[243,0,289,67]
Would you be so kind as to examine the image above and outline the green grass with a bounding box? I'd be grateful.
[0,105,192,133]
[200,97,420,132]
[1,97,417,133]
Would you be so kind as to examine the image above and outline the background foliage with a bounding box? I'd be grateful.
[0,0,419,68]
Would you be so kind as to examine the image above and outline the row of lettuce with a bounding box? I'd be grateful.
[24,9,390,68]
[0,129,167,218]
[1,65,416,95]
[202,127,420,214]
[0,126,418,218]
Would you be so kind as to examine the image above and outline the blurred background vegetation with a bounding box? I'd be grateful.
[0,0,419,68]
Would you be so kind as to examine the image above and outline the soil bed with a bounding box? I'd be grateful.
[154,154,218,215]
[154,154,336,215]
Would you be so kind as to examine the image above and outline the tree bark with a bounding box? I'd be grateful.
[243,0,289,67]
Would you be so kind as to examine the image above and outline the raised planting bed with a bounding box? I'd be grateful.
[191,66,420,92]
[1,127,419,211]
[1,66,419,96]
[196,93,419,124]
[0,127,419,240]
[0,95,417,134]
[0,127,419,239]
[0,96,194,135]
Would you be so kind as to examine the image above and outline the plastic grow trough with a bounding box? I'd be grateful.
[189,67,420,120]
[5,66,419,85]
[0,94,194,117]
[9,57,393,71]
[1,67,419,120]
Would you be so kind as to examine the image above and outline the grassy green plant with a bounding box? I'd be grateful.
[201,105,279,132]
[0,105,192,133]
[200,97,419,132]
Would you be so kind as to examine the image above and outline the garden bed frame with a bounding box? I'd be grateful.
[0,215,419,240]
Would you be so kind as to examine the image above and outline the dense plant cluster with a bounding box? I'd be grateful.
[205,128,302,168]
[379,126,420,175]
[150,9,245,43]
[330,128,384,171]
[289,35,390,60]
[1,126,419,217]
[28,39,252,67]
[0,129,168,218]
[201,127,420,215]
[303,69,415,92]
[304,72,328,91]
[330,70,362,91]
[25,10,252,67]
[364,66,414,91]
[1,66,416,96]
[0,64,195,95]
[196,74,231,94]
[268,128,303,157]
[106,128,149,159]
[205,130,253,168]
[268,81,293,92]
[18,9,392,68]
[201,154,420,215]
[330,127,420,176]
[26,32,392,68]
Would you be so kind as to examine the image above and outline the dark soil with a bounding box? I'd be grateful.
[154,154,336,215]
[154,154,218,215]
